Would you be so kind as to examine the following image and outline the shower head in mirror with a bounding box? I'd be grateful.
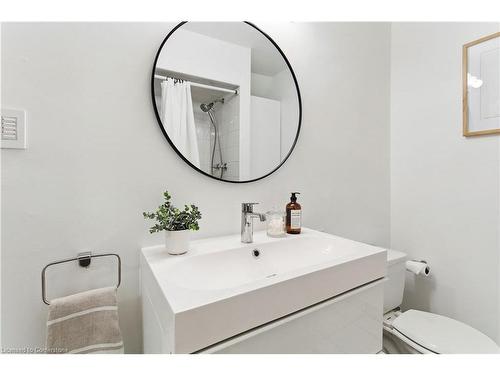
[200,98,224,113]
[199,102,213,112]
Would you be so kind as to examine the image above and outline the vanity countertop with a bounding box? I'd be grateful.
[140,227,386,353]
[141,227,386,312]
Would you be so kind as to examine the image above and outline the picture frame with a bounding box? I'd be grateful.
[462,32,500,137]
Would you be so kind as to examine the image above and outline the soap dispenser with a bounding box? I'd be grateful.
[286,192,301,234]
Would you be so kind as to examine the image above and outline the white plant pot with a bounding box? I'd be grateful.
[165,229,190,255]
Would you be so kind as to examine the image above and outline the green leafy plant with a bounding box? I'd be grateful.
[143,190,202,233]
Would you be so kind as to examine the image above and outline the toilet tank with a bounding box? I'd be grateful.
[384,249,407,313]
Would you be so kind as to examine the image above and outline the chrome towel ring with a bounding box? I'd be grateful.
[41,252,121,305]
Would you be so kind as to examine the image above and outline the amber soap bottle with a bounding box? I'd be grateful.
[286,192,301,234]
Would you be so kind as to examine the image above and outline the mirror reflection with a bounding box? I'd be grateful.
[153,22,301,182]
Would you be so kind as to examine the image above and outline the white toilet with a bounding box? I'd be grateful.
[383,249,499,354]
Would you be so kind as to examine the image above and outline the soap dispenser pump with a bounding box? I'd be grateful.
[286,192,301,234]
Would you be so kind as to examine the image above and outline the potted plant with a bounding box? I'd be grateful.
[143,190,202,255]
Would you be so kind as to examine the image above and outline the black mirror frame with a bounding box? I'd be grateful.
[151,21,302,183]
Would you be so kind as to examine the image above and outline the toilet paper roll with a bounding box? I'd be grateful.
[406,260,430,276]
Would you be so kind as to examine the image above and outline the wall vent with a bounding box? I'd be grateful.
[1,108,26,149]
[2,115,18,140]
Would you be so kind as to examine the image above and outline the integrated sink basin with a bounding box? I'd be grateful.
[141,228,387,353]
[169,236,370,291]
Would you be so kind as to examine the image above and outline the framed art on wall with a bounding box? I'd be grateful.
[463,32,500,137]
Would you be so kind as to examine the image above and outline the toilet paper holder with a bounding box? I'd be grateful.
[406,259,430,276]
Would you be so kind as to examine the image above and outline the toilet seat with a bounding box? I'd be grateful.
[391,309,499,354]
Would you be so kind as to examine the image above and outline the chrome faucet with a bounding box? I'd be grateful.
[241,203,266,243]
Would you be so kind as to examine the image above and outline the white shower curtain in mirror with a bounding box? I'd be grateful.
[160,79,200,167]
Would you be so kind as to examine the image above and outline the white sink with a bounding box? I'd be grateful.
[141,228,386,353]
[169,236,368,291]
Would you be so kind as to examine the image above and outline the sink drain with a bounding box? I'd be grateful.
[252,249,260,258]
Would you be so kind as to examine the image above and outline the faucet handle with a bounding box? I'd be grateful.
[242,202,259,212]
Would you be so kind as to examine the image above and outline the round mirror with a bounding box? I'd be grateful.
[151,22,302,183]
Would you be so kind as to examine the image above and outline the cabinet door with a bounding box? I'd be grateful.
[202,279,384,354]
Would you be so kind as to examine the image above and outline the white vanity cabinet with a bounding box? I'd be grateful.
[202,280,384,354]
[140,228,386,354]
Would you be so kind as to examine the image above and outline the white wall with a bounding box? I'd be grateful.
[0,22,391,352]
[390,22,500,342]
[251,73,274,97]
[156,28,250,87]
